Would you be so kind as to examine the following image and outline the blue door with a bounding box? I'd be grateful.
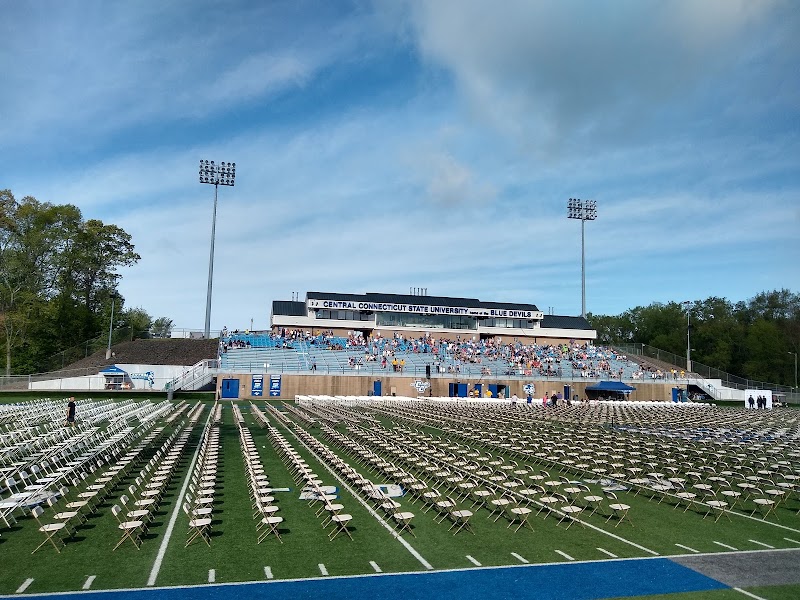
[457,383,468,397]
[488,384,498,398]
[221,378,239,399]
[373,380,382,397]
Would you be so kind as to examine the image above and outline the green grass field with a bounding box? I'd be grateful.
[1,397,798,600]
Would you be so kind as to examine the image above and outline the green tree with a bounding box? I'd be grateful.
[151,317,174,338]
[744,319,788,384]
[0,190,140,375]
[120,307,152,340]
[0,192,83,375]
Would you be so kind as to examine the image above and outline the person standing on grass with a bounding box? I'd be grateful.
[66,397,76,426]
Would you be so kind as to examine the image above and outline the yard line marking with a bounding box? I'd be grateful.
[263,567,273,580]
[284,422,433,570]
[675,544,700,554]
[208,570,215,583]
[466,555,482,566]
[555,550,575,561]
[713,541,738,551]
[597,548,618,558]
[785,538,800,545]
[369,561,382,573]
[733,587,768,600]
[748,539,775,549]
[82,576,96,590]
[147,418,208,587]
[15,579,34,594]
[318,564,328,576]
[511,552,529,564]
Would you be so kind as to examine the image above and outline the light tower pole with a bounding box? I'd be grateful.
[199,159,236,339]
[567,198,597,318]
[105,292,118,360]
[682,300,699,373]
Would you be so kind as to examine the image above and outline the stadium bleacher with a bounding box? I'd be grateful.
[219,331,643,381]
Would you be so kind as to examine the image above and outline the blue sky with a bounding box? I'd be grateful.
[2,0,798,331]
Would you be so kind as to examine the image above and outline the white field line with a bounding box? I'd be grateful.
[785,538,800,545]
[748,540,774,549]
[283,423,434,570]
[466,555,482,566]
[15,580,34,594]
[711,508,800,533]
[369,561,382,573]
[510,552,529,564]
[555,550,575,561]
[675,544,700,553]
[82,576,96,590]
[733,587,769,600]
[208,570,215,584]
[318,564,328,576]
[147,419,209,587]
[713,541,738,551]
[6,549,800,599]
[264,567,273,580]
[596,548,618,558]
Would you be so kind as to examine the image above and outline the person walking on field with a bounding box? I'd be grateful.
[65,397,76,426]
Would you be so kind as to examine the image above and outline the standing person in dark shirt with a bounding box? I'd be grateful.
[66,397,76,426]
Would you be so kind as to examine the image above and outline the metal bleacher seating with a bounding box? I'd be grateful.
[218,333,643,381]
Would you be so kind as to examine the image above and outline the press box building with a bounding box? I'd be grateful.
[271,291,596,344]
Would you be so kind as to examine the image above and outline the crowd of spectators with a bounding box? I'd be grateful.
[221,328,643,379]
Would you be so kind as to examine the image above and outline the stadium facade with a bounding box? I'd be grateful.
[271,291,596,343]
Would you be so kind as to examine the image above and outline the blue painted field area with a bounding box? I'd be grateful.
[8,558,727,600]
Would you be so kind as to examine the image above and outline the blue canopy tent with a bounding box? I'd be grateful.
[100,365,130,390]
[584,380,636,400]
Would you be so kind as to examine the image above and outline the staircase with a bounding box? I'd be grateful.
[167,359,218,392]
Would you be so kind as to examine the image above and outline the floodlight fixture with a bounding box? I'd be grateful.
[567,198,598,318]
[199,158,236,339]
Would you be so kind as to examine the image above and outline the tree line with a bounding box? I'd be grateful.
[0,190,172,376]
[587,289,799,387]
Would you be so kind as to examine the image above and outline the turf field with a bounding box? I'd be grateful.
[1,397,798,600]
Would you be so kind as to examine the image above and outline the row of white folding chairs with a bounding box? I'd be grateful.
[240,424,282,543]
[183,421,219,547]
[267,423,352,541]
[304,424,419,536]
[110,424,192,550]
[249,403,269,428]
[1,423,147,529]
[26,424,168,552]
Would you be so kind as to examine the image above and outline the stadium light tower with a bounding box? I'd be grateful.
[567,198,597,318]
[199,159,236,339]
[682,300,699,373]
[105,292,118,360]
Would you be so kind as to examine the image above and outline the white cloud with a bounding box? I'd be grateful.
[400,0,789,152]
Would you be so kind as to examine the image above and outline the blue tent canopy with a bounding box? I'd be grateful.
[584,381,636,392]
[100,365,127,375]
